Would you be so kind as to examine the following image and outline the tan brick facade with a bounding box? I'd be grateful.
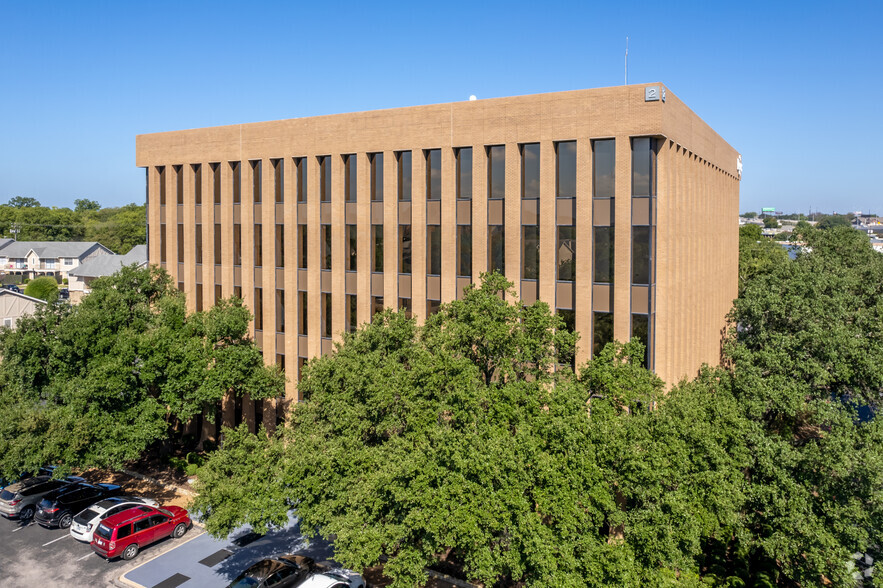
[137,84,740,430]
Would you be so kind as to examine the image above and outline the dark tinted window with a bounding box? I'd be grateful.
[593,312,614,356]
[134,517,151,533]
[95,524,112,540]
[298,225,307,269]
[75,509,99,524]
[426,149,441,201]
[251,160,261,203]
[522,225,539,280]
[322,293,332,338]
[347,225,357,272]
[456,148,472,200]
[346,294,357,333]
[632,137,656,197]
[116,523,132,539]
[632,314,650,367]
[254,223,262,267]
[632,226,652,284]
[557,226,575,282]
[399,225,411,274]
[295,157,307,203]
[488,145,505,200]
[275,224,284,268]
[232,162,241,203]
[344,154,357,202]
[556,141,577,198]
[593,226,614,283]
[427,225,441,276]
[372,225,383,272]
[488,225,504,274]
[321,225,331,270]
[370,153,383,201]
[273,159,283,203]
[593,140,615,198]
[319,156,331,202]
[521,143,540,199]
[0,489,15,501]
[457,226,472,277]
[397,151,411,201]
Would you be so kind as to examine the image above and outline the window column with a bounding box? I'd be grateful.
[631,137,656,369]
[592,139,615,356]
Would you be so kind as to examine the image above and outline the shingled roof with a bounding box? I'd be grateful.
[68,245,147,278]
[0,241,114,259]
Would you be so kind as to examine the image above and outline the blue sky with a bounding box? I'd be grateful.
[1,0,880,214]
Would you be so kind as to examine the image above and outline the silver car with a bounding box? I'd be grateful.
[0,475,84,521]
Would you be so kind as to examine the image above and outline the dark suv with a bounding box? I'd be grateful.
[34,482,122,529]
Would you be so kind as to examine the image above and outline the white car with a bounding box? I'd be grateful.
[299,569,365,588]
[69,495,157,542]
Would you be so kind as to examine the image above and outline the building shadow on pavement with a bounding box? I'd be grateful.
[210,519,336,582]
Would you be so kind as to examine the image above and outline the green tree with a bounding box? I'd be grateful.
[83,203,146,253]
[74,198,101,212]
[724,224,883,585]
[0,265,283,476]
[738,224,787,293]
[762,215,779,228]
[23,276,58,301]
[7,196,40,208]
[742,211,758,219]
[816,214,852,230]
[192,275,756,587]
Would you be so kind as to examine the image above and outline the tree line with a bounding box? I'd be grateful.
[0,196,145,254]
[189,225,881,587]
[0,224,880,586]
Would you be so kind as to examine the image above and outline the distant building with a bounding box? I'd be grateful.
[0,288,46,329]
[67,245,147,303]
[0,241,115,283]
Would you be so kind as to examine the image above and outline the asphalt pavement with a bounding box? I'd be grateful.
[121,514,335,588]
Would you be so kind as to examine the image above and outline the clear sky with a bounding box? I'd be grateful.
[1,0,880,214]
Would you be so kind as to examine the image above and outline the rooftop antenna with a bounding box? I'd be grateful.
[625,36,629,85]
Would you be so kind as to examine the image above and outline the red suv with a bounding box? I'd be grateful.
[90,504,190,560]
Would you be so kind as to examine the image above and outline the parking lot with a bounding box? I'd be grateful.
[0,514,201,587]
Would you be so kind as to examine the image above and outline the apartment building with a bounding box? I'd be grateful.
[136,83,741,431]
[0,240,114,283]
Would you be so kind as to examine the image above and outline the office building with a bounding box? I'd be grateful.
[136,83,741,431]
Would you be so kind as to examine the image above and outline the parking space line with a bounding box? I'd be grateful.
[11,523,32,532]
[76,552,94,562]
[42,534,70,546]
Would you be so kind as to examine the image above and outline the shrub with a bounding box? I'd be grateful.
[23,277,58,300]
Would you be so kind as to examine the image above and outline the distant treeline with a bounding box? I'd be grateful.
[0,197,145,254]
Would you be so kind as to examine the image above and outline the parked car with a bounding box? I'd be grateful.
[70,495,158,542]
[34,482,122,529]
[90,504,190,560]
[0,475,85,521]
[226,554,316,588]
[299,569,366,588]
[3,284,21,293]
[58,288,69,300]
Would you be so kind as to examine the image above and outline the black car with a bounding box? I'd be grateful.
[34,482,122,529]
[3,284,21,293]
[227,554,316,588]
